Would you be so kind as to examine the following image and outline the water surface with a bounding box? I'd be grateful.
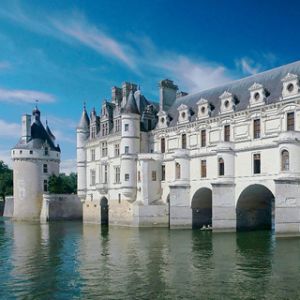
[0,218,300,299]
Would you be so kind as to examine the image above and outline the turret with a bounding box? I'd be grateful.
[120,91,140,201]
[11,106,60,220]
[77,104,90,199]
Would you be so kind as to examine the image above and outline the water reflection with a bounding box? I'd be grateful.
[0,219,300,299]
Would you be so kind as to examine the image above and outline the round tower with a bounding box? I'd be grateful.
[11,106,60,220]
[120,91,140,201]
[77,104,90,200]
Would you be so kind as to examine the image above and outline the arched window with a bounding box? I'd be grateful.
[175,162,181,179]
[281,150,289,171]
[218,158,224,176]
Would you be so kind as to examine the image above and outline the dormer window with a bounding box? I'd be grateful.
[248,83,267,107]
[44,147,49,156]
[281,73,300,99]
[197,98,212,119]
[156,111,169,129]
[177,104,191,123]
[219,91,237,114]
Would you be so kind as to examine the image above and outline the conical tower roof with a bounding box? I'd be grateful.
[122,91,139,114]
[78,104,90,129]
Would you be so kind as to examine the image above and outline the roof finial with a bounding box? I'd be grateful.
[35,99,39,109]
[83,100,86,110]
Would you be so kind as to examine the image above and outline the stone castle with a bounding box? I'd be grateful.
[77,61,300,234]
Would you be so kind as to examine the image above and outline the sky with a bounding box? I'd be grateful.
[0,0,300,173]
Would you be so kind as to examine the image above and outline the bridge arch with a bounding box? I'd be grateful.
[191,187,212,229]
[236,184,275,231]
[100,197,109,225]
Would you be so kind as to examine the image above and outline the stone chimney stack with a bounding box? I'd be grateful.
[159,79,178,112]
[122,82,137,106]
[21,114,31,143]
[111,86,122,105]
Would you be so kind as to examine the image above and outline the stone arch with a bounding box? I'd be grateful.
[100,197,109,225]
[191,187,212,229]
[236,184,275,231]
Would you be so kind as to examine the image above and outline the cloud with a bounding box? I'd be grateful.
[60,158,76,174]
[50,13,135,69]
[0,87,56,104]
[235,57,262,75]
[156,54,233,92]
[0,119,20,138]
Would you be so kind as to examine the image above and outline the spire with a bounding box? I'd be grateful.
[122,91,139,114]
[78,102,90,129]
[32,101,41,121]
[46,120,56,141]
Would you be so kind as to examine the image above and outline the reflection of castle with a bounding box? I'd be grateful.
[78,62,300,234]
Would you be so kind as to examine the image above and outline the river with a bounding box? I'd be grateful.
[0,218,299,299]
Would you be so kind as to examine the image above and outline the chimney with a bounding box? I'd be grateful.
[122,82,137,106]
[159,79,178,112]
[111,86,122,105]
[21,114,31,143]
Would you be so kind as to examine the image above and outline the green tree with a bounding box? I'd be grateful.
[48,173,77,194]
[0,160,13,200]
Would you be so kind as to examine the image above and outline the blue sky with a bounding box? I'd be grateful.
[0,0,300,172]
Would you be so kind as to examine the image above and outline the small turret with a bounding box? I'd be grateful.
[120,91,140,202]
[77,103,90,199]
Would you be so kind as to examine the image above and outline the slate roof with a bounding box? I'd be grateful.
[14,109,60,152]
[167,61,300,126]
[121,91,139,114]
[78,106,90,129]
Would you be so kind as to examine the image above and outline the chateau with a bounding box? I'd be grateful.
[78,61,300,234]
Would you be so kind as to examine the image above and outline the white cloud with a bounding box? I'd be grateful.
[0,88,55,104]
[0,119,20,138]
[235,57,261,75]
[50,13,135,69]
[60,159,76,174]
[156,54,233,92]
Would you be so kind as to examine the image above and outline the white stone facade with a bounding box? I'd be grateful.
[78,62,300,234]
[11,107,60,220]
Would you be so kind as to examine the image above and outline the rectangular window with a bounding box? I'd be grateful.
[91,149,95,161]
[176,162,181,179]
[101,142,107,157]
[161,138,165,153]
[90,169,96,186]
[115,166,120,184]
[224,125,230,142]
[125,146,129,154]
[124,124,129,131]
[104,165,108,184]
[125,173,129,181]
[253,119,261,139]
[118,193,121,204]
[201,130,206,147]
[161,165,165,181]
[115,144,120,157]
[253,153,261,174]
[182,134,187,149]
[201,160,207,178]
[91,126,96,139]
[30,150,33,155]
[148,119,152,130]
[43,180,48,192]
[43,164,48,174]
[287,112,295,131]
[219,158,225,176]
[152,171,157,181]
[44,147,49,156]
